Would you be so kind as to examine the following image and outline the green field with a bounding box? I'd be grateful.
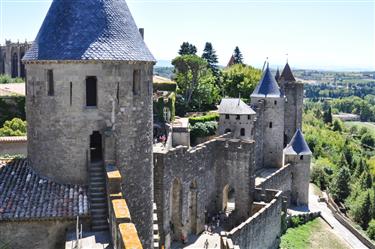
[280,218,350,249]
[344,121,375,136]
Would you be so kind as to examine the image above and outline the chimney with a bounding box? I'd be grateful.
[139,28,144,40]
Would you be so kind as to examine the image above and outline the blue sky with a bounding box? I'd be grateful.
[0,0,374,70]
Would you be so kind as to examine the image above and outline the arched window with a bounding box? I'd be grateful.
[225,128,231,133]
[86,76,97,107]
[300,155,304,160]
[240,128,245,136]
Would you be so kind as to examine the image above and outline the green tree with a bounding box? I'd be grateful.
[190,72,220,111]
[361,133,375,148]
[353,159,366,179]
[330,167,350,202]
[367,219,375,240]
[323,107,332,124]
[332,119,343,132]
[178,42,197,55]
[221,64,261,98]
[233,46,244,64]
[359,170,373,189]
[201,42,219,77]
[348,190,372,229]
[0,118,27,136]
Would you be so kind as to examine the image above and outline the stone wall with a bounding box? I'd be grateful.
[0,220,75,249]
[256,164,292,199]
[227,190,283,249]
[0,136,27,156]
[154,136,255,249]
[105,165,143,249]
[218,113,256,140]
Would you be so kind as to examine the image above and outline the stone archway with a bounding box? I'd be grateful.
[170,178,182,241]
[90,131,103,162]
[222,185,235,215]
[188,180,198,235]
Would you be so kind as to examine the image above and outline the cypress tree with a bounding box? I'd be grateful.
[361,192,372,229]
[323,107,332,124]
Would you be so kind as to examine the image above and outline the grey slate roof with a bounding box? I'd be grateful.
[280,63,296,82]
[251,66,281,98]
[0,159,89,221]
[218,98,256,115]
[284,129,312,155]
[23,0,155,62]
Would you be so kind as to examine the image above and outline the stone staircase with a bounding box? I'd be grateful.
[89,161,109,231]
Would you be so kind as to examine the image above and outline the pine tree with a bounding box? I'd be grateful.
[201,42,219,77]
[354,159,366,179]
[359,170,373,189]
[233,46,244,64]
[330,167,350,202]
[178,42,197,55]
[361,192,372,229]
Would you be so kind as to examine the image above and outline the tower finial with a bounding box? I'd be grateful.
[262,57,269,72]
[286,53,288,63]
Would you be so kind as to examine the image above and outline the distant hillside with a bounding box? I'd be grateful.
[155,60,172,67]
[154,66,174,79]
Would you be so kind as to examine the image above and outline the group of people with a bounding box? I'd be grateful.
[205,211,227,234]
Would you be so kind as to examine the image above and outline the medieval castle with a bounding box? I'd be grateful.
[0,0,311,249]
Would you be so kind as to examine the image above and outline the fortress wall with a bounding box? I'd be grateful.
[154,136,255,249]
[228,191,282,249]
[0,220,76,249]
[256,164,292,201]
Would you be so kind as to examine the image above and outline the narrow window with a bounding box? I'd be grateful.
[300,155,304,160]
[240,128,245,136]
[69,82,72,106]
[269,122,273,128]
[133,69,141,95]
[274,100,277,105]
[225,114,229,120]
[236,115,240,120]
[116,82,120,104]
[248,115,251,120]
[47,69,54,96]
[86,76,97,107]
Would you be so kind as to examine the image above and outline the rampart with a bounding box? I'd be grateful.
[226,190,283,249]
[105,165,143,249]
[154,134,255,249]
[256,164,292,202]
[0,136,27,156]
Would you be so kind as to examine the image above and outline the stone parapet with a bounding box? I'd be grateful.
[106,164,143,249]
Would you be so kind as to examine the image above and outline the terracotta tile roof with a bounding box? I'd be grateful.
[0,136,27,143]
[0,159,89,221]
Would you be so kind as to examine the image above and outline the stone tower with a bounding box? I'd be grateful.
[23,0,155,247]
[283,129,311,205]
[251,65,284,168]
[278,62,304,145]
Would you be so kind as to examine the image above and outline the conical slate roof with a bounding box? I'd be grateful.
[275,68,280,82]
[284,129,312,155]
[280,63,296,82]
[23,0,155,62]
[251,66,281,98]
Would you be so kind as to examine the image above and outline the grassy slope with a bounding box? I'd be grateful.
[280,218,350,249]
[344,121,375,136]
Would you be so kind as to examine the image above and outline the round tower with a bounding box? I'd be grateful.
[283,129,312,205]
[23,0,155,247]
[251,65,285,168]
